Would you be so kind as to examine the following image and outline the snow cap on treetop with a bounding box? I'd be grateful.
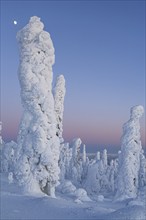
[130,105,144,119]
[17,16,44,43]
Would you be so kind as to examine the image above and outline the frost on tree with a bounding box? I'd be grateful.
[54,75,66,143]
[16,16,60,197]
[116,105,144,200]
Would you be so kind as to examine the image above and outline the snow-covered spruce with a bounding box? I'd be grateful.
[1,141,17,173]
[84,161,101,195]
[115,105,144,200]
[96,151,100,162]
[54,75,66,143]
[0,122,17,174]
[82,145,87,164]
[102,149,108,169]
[15,16,60,197]
[59,138,83,186]
[81,145,89,183]
[70,138,82,186]
[58,142,72,182]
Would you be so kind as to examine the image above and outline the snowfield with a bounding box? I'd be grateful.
[1,173,145,220]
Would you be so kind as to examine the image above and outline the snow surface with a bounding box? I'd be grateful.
[1,173,145,220]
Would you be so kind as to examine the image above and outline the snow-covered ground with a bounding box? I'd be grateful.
[1,173,145,220]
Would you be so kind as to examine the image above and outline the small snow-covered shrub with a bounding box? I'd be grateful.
[74,199,83,204]
[97,195,104,202]
[61,180,76,194]
[75,188,91,202]
[2,141,17,173]
[8,172,14,184]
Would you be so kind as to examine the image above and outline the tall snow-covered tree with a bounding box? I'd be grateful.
[115,105,144,200]
[15,16,60,197]
[70,138,82,185]
[82,144,87,164]
[84,162,101,195]
[58,142,72,182]
[96,151,100,162]
[64,143,72,179]
[81,145,89,183]
[107,159,117,193]
[102,149,108,168]
[54,75,66,143]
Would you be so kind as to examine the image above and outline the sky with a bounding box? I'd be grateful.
[1,0,145,153]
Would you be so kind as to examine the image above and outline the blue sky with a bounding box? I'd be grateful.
[1,0,145,153]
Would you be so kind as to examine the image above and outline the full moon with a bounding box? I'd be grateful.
[13,20,17,25]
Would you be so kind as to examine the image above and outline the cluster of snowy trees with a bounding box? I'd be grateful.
[0,17,146,202]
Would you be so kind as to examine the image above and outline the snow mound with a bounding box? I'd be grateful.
[74,198,83,204]
[75,188,92,202]
[61,180,76,194]
[97,195,104,202]
[128,199,144,207]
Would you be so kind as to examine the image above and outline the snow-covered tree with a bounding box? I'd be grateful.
[115,105,144,200]
[64,144,73,180]
[1,141,17,173]
[102,149,108,168]
[58,142,72,182]
[107,159,118,193]
[98,159,109,193]
[15,16,60,197]
[70,138,82,185]
[96,151,100,162]
[54,75,66,143]
[109,160,115,192]
[82,144,86,164]
[139,151,146,188]
[81,145,89,183]
[84,162,100,195]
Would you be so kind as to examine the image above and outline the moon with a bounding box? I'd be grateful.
[13,20,17,25]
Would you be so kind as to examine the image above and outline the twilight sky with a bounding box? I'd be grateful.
[1,0,145,153]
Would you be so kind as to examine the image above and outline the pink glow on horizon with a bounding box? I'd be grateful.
[2,110,145,148]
